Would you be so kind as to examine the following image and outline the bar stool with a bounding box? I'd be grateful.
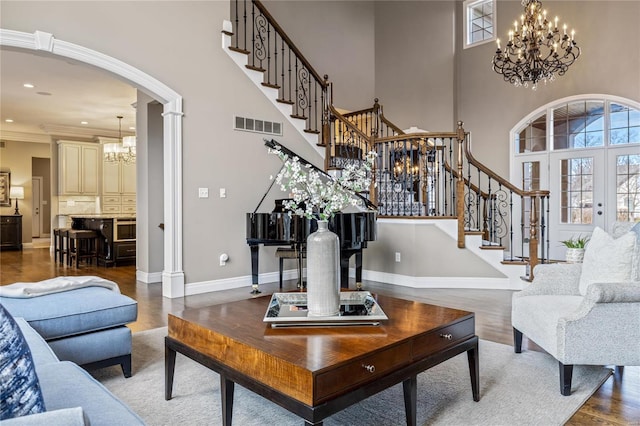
[67,229,99,268]
[53,228,71,265]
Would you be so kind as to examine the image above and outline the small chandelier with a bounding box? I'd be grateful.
[104,116,136,164]
[491,0,580,89]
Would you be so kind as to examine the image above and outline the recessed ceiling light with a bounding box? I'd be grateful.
[5,119,14,123]
[36,91,52,96]
[81,121,89,125]
[23,83,35,88]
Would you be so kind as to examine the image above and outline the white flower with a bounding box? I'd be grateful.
[271,146,376,220]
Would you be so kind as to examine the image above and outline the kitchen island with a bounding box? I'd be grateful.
[71,215,136,267]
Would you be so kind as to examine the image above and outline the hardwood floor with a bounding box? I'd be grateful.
[1,247,638,424]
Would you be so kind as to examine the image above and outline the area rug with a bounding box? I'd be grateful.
[92,327,611,426]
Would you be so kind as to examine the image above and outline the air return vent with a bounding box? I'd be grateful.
[234,116,282,136]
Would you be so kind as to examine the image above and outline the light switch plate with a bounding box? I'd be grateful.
[198,188,209,198]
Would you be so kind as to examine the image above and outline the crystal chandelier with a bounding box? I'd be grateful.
[491,0,580,89]
[104,116,136,164]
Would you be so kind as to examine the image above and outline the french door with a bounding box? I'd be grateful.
[548,145,638,260]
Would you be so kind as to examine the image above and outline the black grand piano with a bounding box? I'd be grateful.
[246,140,377,292]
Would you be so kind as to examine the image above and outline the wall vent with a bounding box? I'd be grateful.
[234,116,282,136]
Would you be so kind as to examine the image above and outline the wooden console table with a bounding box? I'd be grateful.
[166,294,479,425]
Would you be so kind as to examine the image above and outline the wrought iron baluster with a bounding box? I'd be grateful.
[251,3,255,68]
[243,0,248,52]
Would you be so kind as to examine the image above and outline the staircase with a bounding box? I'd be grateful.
[220,1,550,286]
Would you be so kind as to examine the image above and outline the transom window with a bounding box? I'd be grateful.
[516,99,640,153]
[464,0,496,48]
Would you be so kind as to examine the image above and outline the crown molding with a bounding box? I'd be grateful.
[0,130,52,144]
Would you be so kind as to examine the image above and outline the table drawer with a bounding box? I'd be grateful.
[316,341,411,402]
[412,317,475,359]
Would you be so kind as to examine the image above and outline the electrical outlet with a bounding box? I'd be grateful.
[219,188,226,198]
[395,252,401,262]
[198,188,209,198]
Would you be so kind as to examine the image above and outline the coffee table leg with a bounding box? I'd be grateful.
[165,341,177,400]
[220,373,235,426]
[467,342,480,402]
[402,375,417,426]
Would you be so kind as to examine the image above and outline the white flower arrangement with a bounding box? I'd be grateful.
[270,146,376,221]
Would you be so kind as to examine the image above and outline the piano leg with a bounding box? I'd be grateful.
[340,255,350,289]
[249,244,261,294]
[297,243,305,289]
[355,250,363,288]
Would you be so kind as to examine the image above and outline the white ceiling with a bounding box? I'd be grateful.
[0,49,137,142]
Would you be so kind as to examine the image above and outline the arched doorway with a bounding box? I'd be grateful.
[0,29,185,298]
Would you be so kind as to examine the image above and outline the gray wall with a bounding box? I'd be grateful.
[374,1,456,131]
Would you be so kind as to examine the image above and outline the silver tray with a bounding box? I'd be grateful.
[263,291,388,327]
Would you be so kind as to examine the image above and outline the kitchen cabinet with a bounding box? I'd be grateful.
[103,159,136,213]
[58,141,99,195]
[0,215,22,251]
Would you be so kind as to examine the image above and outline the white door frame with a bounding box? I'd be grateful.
[0,29,185,298]
[32,176,43,238]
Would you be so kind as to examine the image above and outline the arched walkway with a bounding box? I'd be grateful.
[0,29,185,298]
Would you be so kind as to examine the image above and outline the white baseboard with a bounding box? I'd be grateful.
[181,268,524,296]
[362,270,525,291]
[137,270,163,284]
[184,269,300,296]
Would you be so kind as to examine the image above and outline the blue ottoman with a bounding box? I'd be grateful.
[0,286,137,377]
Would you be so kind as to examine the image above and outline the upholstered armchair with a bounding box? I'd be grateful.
[511,222,640,396]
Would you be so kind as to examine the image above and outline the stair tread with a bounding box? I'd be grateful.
[479,245,506,250]
[246,65,266,73]
[228,46,249,55]
[501,260,528,265]
[304,129,320,134]
[277,98,294,105]
[262,82,280,89]
[291,114,307,120]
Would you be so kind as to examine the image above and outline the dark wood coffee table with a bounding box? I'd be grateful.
[165,294,479,425]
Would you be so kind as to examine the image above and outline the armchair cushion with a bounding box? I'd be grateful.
[578,227,636,296]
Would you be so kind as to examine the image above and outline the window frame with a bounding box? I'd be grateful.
[463,0,497,49]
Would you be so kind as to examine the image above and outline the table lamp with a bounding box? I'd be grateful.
[9,186,24,215]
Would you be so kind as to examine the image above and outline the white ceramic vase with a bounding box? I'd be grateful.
[306,220,340,317]
[565,248,585,263]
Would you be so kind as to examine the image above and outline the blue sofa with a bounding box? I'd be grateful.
[3,316,144,425]
[1,285,137,377]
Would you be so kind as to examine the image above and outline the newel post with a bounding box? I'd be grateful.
[528,192,541,281]
[456,121,466,248]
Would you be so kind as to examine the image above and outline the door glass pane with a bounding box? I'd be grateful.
[560,157,593,224]
[522,162,540,190]
[610,103,640,145]
[516,113,546,153]
[553,101,605,149]
[616,154,640,221]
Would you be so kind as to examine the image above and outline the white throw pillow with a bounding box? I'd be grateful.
[578,227,636,296]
